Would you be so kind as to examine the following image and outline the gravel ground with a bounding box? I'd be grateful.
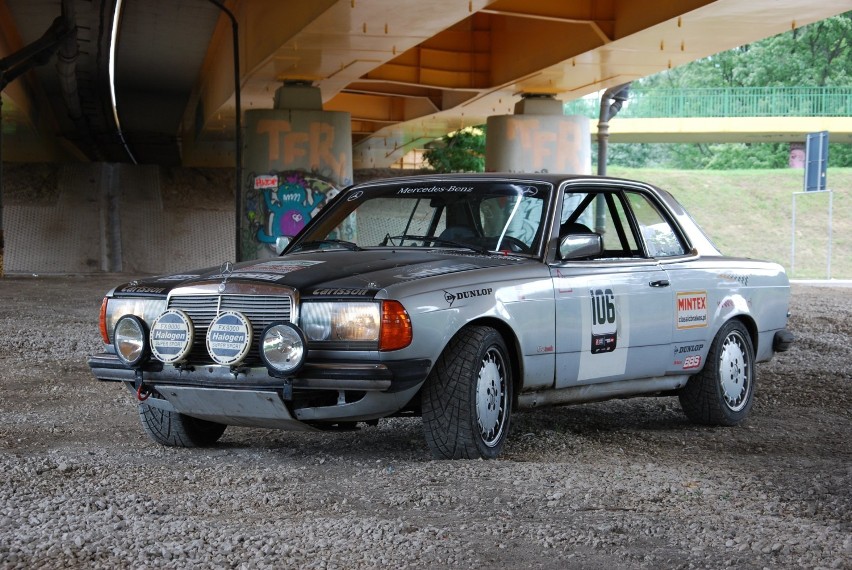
[0,276,849,569]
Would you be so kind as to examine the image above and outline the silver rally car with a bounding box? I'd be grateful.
[88,174,794,459]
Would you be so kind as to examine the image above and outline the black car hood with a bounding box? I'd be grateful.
[112,250,527,298]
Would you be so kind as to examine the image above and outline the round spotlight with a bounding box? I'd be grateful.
[149,309,194,364]
[114,315,148,367]
[206,311,252,366]
[260,323,306,375]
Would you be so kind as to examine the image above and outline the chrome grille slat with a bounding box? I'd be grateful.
[168,294,293,365]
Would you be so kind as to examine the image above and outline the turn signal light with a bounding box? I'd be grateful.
[99,298,110,344]
[379,300,412,351]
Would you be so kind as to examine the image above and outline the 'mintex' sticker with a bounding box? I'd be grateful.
[676,291,708,329]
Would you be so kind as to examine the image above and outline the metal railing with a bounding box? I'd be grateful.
[564,87,852,119]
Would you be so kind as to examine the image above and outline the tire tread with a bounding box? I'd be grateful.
[139,402,226,447]
[422,326,511,459]
[679,320,754,426]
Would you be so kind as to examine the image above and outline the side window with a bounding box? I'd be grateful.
[625,192,686,257]
[560,191,640,258]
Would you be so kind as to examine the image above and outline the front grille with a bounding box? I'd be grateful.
[168,294,293,365]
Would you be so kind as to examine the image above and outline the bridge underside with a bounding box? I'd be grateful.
[1,0,850,168]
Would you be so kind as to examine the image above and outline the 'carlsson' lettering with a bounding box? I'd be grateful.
[121,286,165,294]
[313,288,369,296]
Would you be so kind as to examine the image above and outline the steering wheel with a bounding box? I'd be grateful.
[498,236,531,254]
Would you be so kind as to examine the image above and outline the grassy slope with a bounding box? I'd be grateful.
[608,167,851,279]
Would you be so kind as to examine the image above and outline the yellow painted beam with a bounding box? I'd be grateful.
[598,117,852,144]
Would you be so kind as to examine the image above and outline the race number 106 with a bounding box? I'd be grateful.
[590,288,616,326]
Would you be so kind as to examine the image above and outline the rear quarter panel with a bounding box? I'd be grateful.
[662,257,790,374]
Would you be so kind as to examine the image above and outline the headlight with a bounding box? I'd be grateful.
[102,298,167,344]
[300,302,380,342]
[260,323,306,375]
[300,300,412,351]
[114,315,148,367]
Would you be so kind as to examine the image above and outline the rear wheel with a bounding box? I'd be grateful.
[422,326,513,459]
[139,403,226,447]
[679,320,755,426]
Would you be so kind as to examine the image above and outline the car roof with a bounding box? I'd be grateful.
[355,172,607,185]
[349,172,722,257]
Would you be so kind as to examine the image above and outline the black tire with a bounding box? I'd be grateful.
[422,326,513,459]
[139,402,227,447]
[679,320,755,426]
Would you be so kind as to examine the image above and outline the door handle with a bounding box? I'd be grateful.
[649,279,670,287]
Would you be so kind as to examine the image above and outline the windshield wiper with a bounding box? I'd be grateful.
[381,234,488,254]
[292,239,361,252]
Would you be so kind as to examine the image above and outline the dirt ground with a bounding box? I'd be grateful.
[0,276,849,569]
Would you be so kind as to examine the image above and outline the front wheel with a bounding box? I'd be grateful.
[422,326,513,459]
[679,320,755,426]
[139,402,227,447]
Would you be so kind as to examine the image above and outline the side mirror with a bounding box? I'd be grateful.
[275,236,292,255]
[559,233,602,260]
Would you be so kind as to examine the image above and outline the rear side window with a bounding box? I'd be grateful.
[625,192,686,257]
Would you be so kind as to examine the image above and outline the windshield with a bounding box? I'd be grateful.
[290,180,553,256]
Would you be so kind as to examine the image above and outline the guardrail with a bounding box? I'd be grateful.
[564,87,852,119]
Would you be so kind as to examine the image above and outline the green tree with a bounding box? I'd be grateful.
[640,12,851,89]
[618,12,852,169]
[424,128,486,172]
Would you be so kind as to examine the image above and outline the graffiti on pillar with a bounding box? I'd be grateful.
[246,170,339,256]
[489,116,589,174]
[255,119,349,183]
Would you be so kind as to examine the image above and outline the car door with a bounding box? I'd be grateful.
[619,189,709,374]
[550,184,674,389]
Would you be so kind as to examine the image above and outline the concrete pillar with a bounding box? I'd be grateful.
[485,94,590,175]
[243,83,353,260]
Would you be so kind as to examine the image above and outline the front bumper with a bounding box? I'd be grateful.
[88,352,428,392]
[89,353,430,427]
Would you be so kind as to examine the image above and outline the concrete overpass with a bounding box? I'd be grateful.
[2,1,850,168]
[1,1,850,274]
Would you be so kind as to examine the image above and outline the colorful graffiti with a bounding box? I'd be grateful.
[245,170,339,258]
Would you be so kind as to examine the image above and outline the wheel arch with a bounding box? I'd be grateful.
[730,313,758,353]
[466,316,523,411]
